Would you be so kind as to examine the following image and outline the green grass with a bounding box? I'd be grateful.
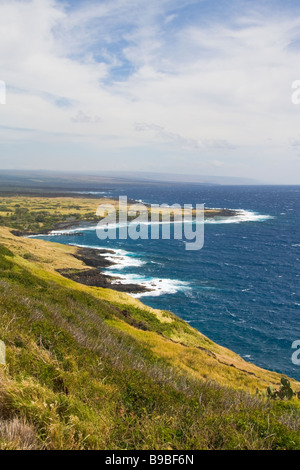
[0,241,299,450]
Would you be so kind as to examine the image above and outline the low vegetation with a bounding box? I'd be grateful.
[0,227,299,450]
[0,196,104,233]
[265,378,300,400]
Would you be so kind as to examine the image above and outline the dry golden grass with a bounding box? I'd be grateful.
[0,417,40,450]
[106,319,293,393]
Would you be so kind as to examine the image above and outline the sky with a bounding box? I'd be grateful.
[1,0,300,183]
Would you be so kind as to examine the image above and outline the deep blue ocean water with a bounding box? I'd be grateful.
[34,185,300,380]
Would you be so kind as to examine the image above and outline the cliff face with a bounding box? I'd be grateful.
[0,226,299,450]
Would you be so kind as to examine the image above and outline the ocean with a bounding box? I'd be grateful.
[33,184,300,380]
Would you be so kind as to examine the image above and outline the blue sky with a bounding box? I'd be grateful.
[1,0,300,182]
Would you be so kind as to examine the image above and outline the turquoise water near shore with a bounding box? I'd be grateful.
[35,185,300,380]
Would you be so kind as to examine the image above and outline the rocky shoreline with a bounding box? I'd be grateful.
[57,247,152,295]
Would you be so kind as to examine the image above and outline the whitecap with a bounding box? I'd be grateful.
[69,243,146,270]
[72,191,109,195]
[46,208,273,235]
[103,271,191,298]
[205,209,274,224]
[102,253,145,270]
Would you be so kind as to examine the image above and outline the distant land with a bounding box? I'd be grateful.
[96,171,262,185]
[0,169,261,193]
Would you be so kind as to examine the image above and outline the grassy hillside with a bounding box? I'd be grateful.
[0,226,299,450]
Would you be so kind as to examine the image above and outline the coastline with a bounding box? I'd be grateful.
[17,204,242,295]
[57,246,153,295]
[12,206,241,237]
[12,202,266,296]
[3,192,272,298]
[0,185,299,447]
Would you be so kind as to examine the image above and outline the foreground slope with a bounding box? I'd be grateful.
[0,227,299,450]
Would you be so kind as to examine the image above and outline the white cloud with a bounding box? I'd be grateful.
[70,110,102,123]
[135,122,235,150]
[0,0,300,182]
